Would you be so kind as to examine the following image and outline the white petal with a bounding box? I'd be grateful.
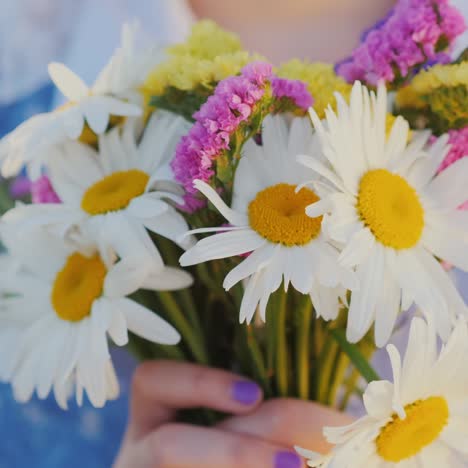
[138,111,191,174]
[384,116,410,166]
[62,107,85,139]
[180,229,266,266]
[309,283,342,321]
[127,194,169,219]
[363,380,394,419]
[142,207,191,249]
[346,243,384,343]
[104,256,151,298]
[118,298,180,345]
[404,133,449,187]
[92,95,142,117]
[395,249,452,341]
[108,309,129,346]
[374,268,400,348]
[239,272,268,324]
[426,157,468,209]
[141,266,193,291]
[84,105,110,134]
[48,140,102,201]
[193,180,248,226]
[223,244,276,290]
[305,198,333,218]
[422,223,468,271]
[386,344,405,418]
[297,154,349,194]
[338,227,375,268]
[401,317,434,403]
[48,62,89,101]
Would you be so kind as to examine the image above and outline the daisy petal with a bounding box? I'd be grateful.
[141,266,193,291]
[426,157,468,209]
[193,180,248,226]
[180,230,265,266]
[223,244,276,290]
[118,298,180,345]
[48,62,89,101]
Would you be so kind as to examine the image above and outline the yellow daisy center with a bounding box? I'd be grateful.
[51,252,107,322]
[81,169,149,215]
[248,183,322,246]
[376,397,449,462]
[357,169,424,249]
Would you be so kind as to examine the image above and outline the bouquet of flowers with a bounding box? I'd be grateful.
[1,1,468,465]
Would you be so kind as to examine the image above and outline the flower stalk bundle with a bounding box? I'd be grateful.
[0,2,468,465]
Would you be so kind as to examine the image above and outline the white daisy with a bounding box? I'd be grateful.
[6,110,192,265]
[296,315,468,467]
[0,218,191,409]
[0,22,163,179]
[301,81,468,346]
[180,115,357,323]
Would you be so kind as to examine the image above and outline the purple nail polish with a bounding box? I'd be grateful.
[232,380,261,405]
[274,451,302,468]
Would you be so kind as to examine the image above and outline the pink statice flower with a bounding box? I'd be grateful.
[438,126,468,173]
[31,175,60,203]
[271,78,314,110]
[425,127,468,272]
[172,61,313,212]
[336,0,466,86]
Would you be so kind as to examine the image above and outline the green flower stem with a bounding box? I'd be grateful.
[157,291,210,365]
[196,263,224,295]
[272,288,288,397]
[339,368,361,411]
[0,183,14,216]
[157,237,205,338]
[245,324,271,396]
[231,283,270,395]
[330,328,380,383]
[178,289,205,338]
[339,340,376,410]
[317,337,339,404]
[327,351,350,407]
[295,296,312,400]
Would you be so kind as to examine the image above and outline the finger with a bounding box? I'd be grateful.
[129,361,263,438]
[140,423,305,468]
[218,398,352,453]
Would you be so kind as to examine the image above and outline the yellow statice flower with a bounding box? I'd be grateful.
[397,63,468,130]
[395,85,427,110]
[277,60,351,118]
[145,51,257,95]
[144,20,262,99]
[410,62,468,94]
[168,20,242,59]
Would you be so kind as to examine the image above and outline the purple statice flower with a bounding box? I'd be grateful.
[336,0,467,86]
[172,61,316,212]
[31,175,60,204]
[241,61,273,86]
[172,62,271,212]
[9,175,31,199]
[271,78,314,111]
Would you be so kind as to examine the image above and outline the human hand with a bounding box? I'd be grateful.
[113,361,350,468]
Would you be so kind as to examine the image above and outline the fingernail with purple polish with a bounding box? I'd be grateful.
[274,451,302,468]
[232,380,261,405]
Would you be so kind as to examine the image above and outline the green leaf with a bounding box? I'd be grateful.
[330,328,380,383]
